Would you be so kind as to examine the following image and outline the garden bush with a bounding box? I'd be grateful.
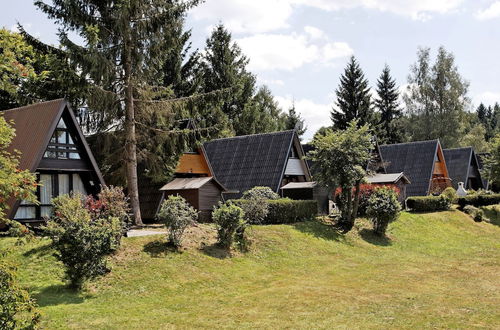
[0,256,40,330]
[233,199,317,224]
[463,205,486,222]
[456,194,500,208]
[44,194,122,289]
[156,195,197,248]
[366,187,401,236]
[441,187,458,203]
[406,195,451,212]
[266,199,317,224]
[241,186,280,200]
[212,202,245,249]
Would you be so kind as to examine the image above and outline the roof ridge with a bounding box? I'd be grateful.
[206,129,295,143]
[1,98,65,113]
[444,146,473,151]
[381,139,439,147]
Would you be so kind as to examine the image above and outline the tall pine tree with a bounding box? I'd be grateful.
[201,24,256,134]
[285,101,306,138]
[374,65,403,144]
[332,56,373,130]
[35,0,202,225]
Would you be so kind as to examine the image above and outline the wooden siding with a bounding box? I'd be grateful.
[285,158,306,176]
[38,158,92,171]
[176,153,211,175]
[433,144,449,177]
[163,189,199,210]
[198,181,222,211]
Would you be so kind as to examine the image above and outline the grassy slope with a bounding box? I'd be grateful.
[1,210,499,329]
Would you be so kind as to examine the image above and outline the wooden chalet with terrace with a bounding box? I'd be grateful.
[1,99,105,224]
[380,140,451,197]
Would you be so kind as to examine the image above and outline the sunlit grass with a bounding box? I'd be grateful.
[1,210,499,329]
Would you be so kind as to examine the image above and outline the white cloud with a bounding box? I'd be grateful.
[259,78,285,86]
[190,0,464,35]
[304,26,327,40]
[190,0,293,34]
[475,91,500,105]
[475,1,500,20]
[237,27,353,71]
[276,95,332,141]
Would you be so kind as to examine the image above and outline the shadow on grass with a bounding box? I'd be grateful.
[359,228,392,246]
[480,208,500,227]
[142,239,179,257]
[292,220,346,242]
[200,243,230,259]
[23,242,53,257]
[32,284,85,307]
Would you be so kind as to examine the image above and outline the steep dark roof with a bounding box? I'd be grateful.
[380,140,440,197]
[1,99,105,218]
[444,147,484,190]
[203,130,296,198]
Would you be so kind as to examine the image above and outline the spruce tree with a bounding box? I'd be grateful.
[477,103,488,126]
[285,101,306,138]
[201,24,256,134]
[35,0,201,225]
[332,56,373,130]
[374,65,403,144]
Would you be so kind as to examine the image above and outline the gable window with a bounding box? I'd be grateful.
[43,117,81,160]
[14,172,88,220]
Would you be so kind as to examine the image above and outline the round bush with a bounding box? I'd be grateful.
[212,202,245,249]
[366,187,401,236]
[242,186,280,200]
[157,195,197,248]
[441,187,457,203]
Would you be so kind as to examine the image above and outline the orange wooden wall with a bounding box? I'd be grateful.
[175,152,212,176]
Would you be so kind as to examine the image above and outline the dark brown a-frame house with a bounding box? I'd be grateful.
[2,99,105,223]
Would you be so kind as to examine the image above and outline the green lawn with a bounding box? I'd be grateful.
[1,210,499,329]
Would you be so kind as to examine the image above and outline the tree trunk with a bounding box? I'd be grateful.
[123,38,143,226]
[351,181,361,222]
[342,187,352,231]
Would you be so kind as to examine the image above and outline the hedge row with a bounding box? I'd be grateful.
[233,199,317,224]
[457,194,500,208]
[406,195,451,212]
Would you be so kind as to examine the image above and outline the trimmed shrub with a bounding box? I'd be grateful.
[233,199,317,224]
[457,194,500,209]
[242,186,280,200]
[239,197,268,224]
[0,257,40,329]
[44,194,122,289]
[463,205,486,222]
[212,202,246,249]
[406,195,451,212]
[156,195,197,248]
[441,187,457,203]
[266,199,317,224]
[366,187,401,236]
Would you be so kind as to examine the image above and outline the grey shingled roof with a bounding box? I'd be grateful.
[380,140,440,197]
[367,172,410,184]
[203,130,296,198]
[444,147,484,190]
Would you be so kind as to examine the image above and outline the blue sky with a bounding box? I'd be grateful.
[2,0,500,140]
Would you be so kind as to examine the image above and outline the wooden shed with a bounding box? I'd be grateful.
[159,177,228,221]
[366,172,411,203]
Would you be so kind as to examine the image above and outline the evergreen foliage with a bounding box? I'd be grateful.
[332,56,373,130]
[285,101,306,138]
[34,0,214,225]
[374,65,403,144]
